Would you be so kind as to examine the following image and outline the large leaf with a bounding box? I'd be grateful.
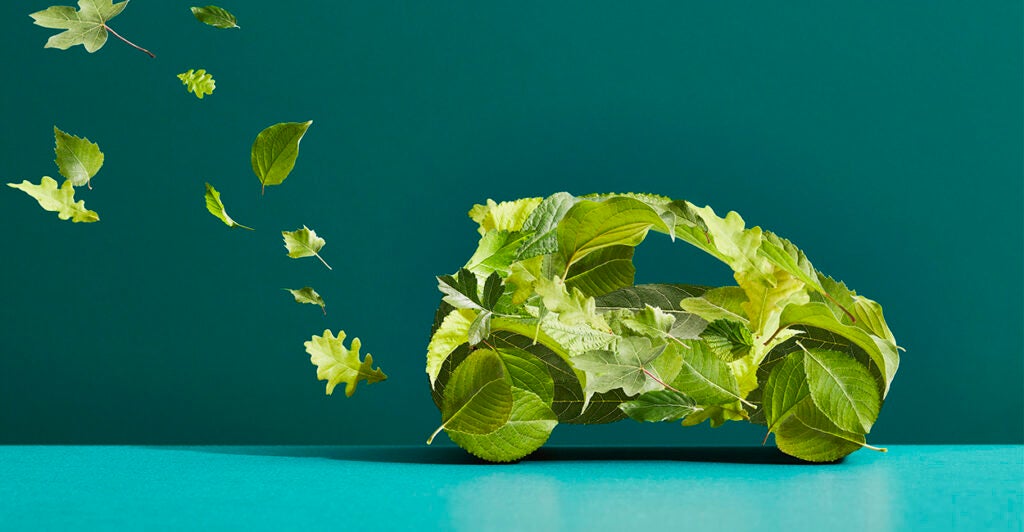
[431,349,513,441]
[251,121,312,194]
[448,387,557,462]
[619,389,699,423]
[556,197,665,272]
[774,398,867,462]
[761,351,809,433]
[564,245,636,297]
[304,330,386,397]
[425,308,476,386]
[802,347,881,434]
[670,340,744,407]
[191,5,239,28]
[8,176,99,223]
[572,337,668,404]
[205,183,252,230]
[516,192,578,259]
[30,0,127,53]
[53,126,103,188]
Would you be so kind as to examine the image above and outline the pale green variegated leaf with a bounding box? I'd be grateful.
[204,183,252,230]
[556,197,666,272]
[533,276,610,332]
[304,329,386,397]
[30,0,127,53]
[8,176,99,223]
[506,255,543,305]
[679,286,749,326]
[762,351,809,433]
[774,398,873,462]
[285,287,325,314]
[516,192,578,259]
[802,346,881,434]
[53,126,103,188]
[468,197,542,236]
[430,349,512,443]
[191,5,239,28]
[701,319,753,362]
[178,69,216,99]
[426,308,476,386]
[670,340,744,407]
[282,225,331,270]
[536,313,617,357]
[448,387,557,462]
[619,389,699,423]
[564,245,635,297]
[595,284,708,340]
[252,121,312,193]
[465,230,527,276]
[572,337,667,407]
[779,302,897,396]
[616,305,676,339]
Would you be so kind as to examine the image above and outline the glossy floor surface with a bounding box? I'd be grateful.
[1,445,1020,530]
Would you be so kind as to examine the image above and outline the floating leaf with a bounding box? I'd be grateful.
[53,126,103,188]
[252,121,312,194]
[204,183,252,230]
[30,0,154,57]
[282,225,331,270]
[190,5,239,29]
[8,176,98,223]
[178,69,216,99]
[285,287,326,315]
[305,330,386,397]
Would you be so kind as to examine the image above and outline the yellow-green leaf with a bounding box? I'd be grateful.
[282,225,331,270]
[204,183,252,230]
[8,176,99,223]
[53,126,103,188]
[304,330,386,397]
[285,287,326,314]
[191,5,239,29]
[178,69,216,99]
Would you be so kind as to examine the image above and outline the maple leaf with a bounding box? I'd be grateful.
[30,0,155,58]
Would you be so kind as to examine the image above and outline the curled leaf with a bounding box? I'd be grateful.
[178,69,216,99]
[190,5,239,29]
[204,183,252,230]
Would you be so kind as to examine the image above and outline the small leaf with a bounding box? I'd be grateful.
[701,319,753,361]
[190,5,239,28]
[467,311,492,346]
[282,225,331,270]
[619,389,699,423]
[304,329,386,397]
[178,69,216,99]
[285,287,326,314]
[204,183,252,230]
[53,126,103,188]
[8,176,98,223]
[251,121,312,194]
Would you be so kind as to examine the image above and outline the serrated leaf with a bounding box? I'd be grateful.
[191,5,239,29]
[464,230,527,277]
[304,329,386,397]
[282,225,331,270]
[516,192,578,259]
[701,319,753,361]
[595,284,708,339]
[679,286,750,326]
[670,340,744,407]
[251,121,312,194]
[572,337,667,405]
[448,387,557,462]
[426,308,476,386]
[285,287,325,314]
[564,245,636,297]
[436,269,502,311]
[178,69,216,99]
[774,398,867,462]
[467,310,492,346]
[53,126,103,188]
[432,349,513,441]
[30,0,127,53]
[204,183,252,230]
[802,346,881,434]
[619,389,699,423]
[8,176,99,223]
[468,197,542,236]
[556,197,666,272]
[762,351,809,433]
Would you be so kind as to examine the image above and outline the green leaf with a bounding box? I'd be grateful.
[190,5,239,28]
[494,346,555,404]
[619,389,699,423]
[282,225,331,270]
[774,398,871,462]
[426,308,476,387]
[595,284,708,339]
[285,287,325,314]
[467,311,492,346]
[761,351,809,433]
[516,192,578,259]
[572,337,668,404]
[801,346,881,434]
[251,121,312,194]
[564,245,636,297]
[670,340,745,407]
[304,329,386,397]
[464,230,527,277]
[468,197,542,236]
[447,387,557,462]
[177,69,216,99]
[8,176,99,223]
[204,183,252,230]
[53,126,103,188]
[431,349,513,442]
[436,269,502,311]
[30,0,127,53]
[556,197,665,273]
[701,319,753,362]
[679,286,750,326]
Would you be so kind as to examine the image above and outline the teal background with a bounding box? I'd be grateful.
[1,2,1020,445]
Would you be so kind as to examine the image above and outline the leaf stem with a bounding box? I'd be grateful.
[314,252,333,270]
[641,367,681,393]
[426,424,445,445]
[821,290,856,323]
[103,24,155,58]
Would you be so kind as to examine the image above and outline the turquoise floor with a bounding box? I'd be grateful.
[1,445,1020,530]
